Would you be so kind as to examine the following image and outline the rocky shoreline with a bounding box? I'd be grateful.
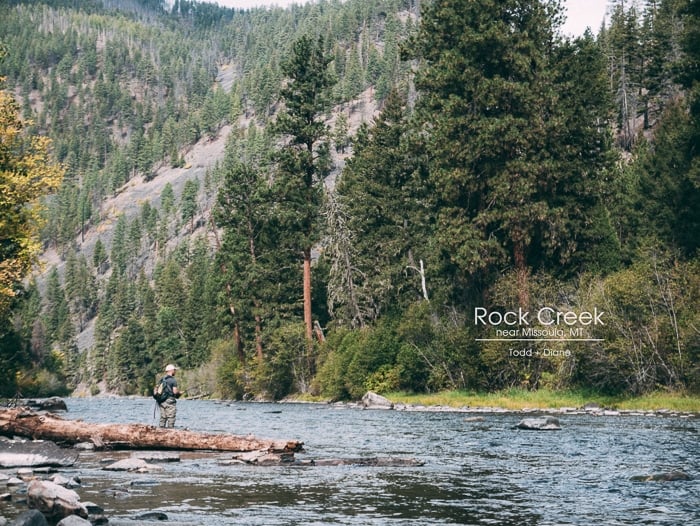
[314,391,700,419]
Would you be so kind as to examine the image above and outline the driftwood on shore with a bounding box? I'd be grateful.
[0,407,303,453]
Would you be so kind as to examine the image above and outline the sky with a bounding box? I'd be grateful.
[212,0,610,38]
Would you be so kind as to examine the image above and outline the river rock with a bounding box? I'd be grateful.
[630,471,691,482]
[81,502,104,516]
[55,516,91,526]
[9,509,48,526]
[20,398,68,412]
[515,416,562,430]
[131,451,181,462]
[103,458,163,472]
[49,475,80,489]
[26,480,87,521]
[16,468,34,480]
[0,441,78,468]
[361,392,394,410]
[134,512,169,521]
[229,451,295,465]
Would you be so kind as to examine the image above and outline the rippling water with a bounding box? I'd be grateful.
[5,398,699,525]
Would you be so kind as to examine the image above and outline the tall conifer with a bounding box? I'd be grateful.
[411,0,615,306]
[274,35,335,342]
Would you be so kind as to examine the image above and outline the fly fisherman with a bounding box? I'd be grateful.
[158,364,181,427]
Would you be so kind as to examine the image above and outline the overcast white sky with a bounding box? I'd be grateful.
[212,0,609,37]
[561,0,608,36]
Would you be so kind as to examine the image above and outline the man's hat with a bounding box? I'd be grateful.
[165,364,178,372]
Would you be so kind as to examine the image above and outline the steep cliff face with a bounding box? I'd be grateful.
[8,0,400,361]
[3,0,415,394]
[38,76,379,352]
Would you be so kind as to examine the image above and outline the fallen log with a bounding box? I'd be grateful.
[0,407,302,453]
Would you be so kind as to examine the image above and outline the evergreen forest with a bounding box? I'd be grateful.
[1,0,698,401]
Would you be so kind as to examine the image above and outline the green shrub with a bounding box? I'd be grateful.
[252,323,308,400]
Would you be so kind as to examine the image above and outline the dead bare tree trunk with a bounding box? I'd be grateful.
[303,247,313,342]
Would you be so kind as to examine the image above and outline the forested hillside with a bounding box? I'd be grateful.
[0,0,698,401]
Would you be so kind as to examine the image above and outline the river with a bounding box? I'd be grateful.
[3,398,699,525]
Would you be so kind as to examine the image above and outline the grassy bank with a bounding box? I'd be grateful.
[384,389,700,412]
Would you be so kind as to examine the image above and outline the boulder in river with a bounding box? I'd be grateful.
[515,416,562,430]
[361,392,394,410]
[103,458,163,473]
[26,480,87,522]
[0,441,78,468]
[229,451,296,465]
[20,398,68,412]
[131,451,181,463]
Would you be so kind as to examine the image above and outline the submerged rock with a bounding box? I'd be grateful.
[134,512,168,521]
[8,509,48,526]
[515,416,562,430]
[308,456,425,467]
[630,471,691,482]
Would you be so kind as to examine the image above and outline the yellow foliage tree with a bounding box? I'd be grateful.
[0,57,64,319]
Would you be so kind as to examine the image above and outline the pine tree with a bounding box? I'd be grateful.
[410,0,615,306]
[274,35,335,343]
[215,137,298,363]
[181,178,200,233]
[334,90,430,325]
[92,238,108,273]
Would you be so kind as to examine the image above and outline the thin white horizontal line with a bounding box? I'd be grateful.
[475,338,604,342]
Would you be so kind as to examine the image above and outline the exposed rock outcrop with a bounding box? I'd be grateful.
[361,392,394,410]
[515,416,562,430]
